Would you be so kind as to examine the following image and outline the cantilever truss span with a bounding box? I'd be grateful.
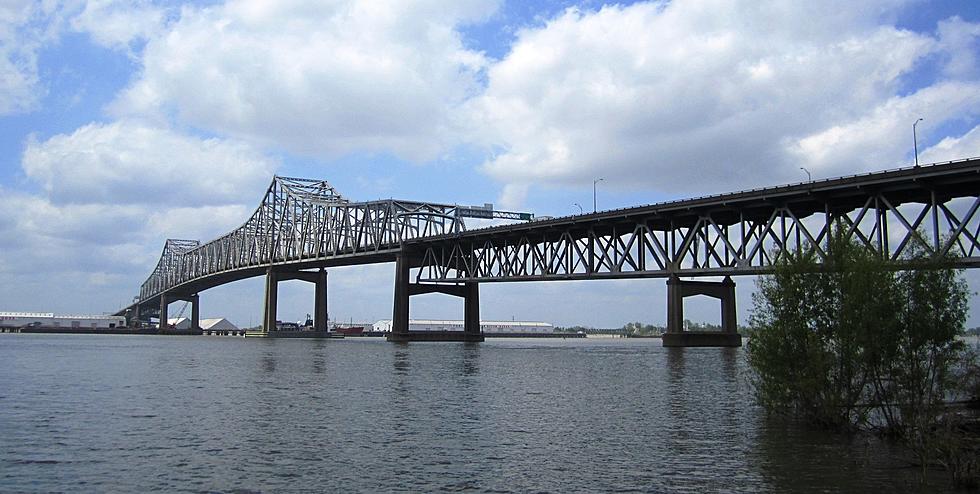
[137,176,476,303]
[414,157,980,282]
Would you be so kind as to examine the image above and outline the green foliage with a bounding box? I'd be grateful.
[870,242,969,442]
[748,232,893,428]
[747,229,970,438]
[622,321,664,336]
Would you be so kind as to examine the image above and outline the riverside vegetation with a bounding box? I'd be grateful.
[747,230,980,486]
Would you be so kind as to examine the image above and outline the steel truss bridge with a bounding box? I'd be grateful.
[117,157,980,346]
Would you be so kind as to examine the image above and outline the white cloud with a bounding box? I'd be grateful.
[22,119,279,207]
[937,15,980,79]
[497,183,529,211]
[2,120,282,313]
[111,0,498,161]
[0,193,249,280]
[144,204,255,242]
[790,81,980,173]
[69,0,167,52]
[0,47,39,114]
[0,187,147,276]
[0,0,48,115]
[0,0,167,114]
[920,124,980,163]
[468,1,979,200]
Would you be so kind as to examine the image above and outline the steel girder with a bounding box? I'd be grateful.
[415,158,980,282]
[137,176,466,303]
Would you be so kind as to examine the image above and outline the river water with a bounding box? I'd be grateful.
[0,334,963,492]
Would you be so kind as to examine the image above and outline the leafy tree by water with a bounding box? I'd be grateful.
[872,242,969,450]
[747,229,969,437]
[747,232,895,428]
[622,321,664,336]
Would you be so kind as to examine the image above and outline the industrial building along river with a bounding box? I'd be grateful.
[371,319,554,335]
[0,312,126,330]
[1,311,563,338]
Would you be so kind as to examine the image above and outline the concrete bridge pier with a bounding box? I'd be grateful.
[159,292,200,331]
[190,294,199,332]
[388,254,483,342]
[262,269,279,332]
[662,276,742,347]
[262,267,329,332]
[128,301,158,328]
[123,304,141,328]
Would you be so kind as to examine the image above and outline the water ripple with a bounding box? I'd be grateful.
[0,335,961,493]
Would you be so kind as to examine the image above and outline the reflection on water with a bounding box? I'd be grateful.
[719,346,738,376]
[753,418,948,493]
[392,349,411,375]
[458,342,481,377]
[0,335,962,492]
[310,339,327,375]
[261,351,277,374]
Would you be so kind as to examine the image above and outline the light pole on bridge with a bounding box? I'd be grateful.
[913,118,924,166]
[593,178,604,213]
[573,203,583,214]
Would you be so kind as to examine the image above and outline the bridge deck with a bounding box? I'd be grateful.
[420,157,980,246]
[411,157,980,283]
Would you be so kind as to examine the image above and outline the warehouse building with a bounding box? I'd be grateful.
[165,318,239,331]
[372,319,554,333]
[166,317,192,329]
[0,312,126,329]
[201,318,238,331]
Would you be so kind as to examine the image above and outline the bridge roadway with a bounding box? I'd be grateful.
[117,157,980,346]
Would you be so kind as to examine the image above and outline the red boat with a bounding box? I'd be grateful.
[333,325,364,335]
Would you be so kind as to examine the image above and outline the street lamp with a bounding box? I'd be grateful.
[800,167,811,181]
[593,178,604,213]
[573,203,583,214]
[913,118,924,166]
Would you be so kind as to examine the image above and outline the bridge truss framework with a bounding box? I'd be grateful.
[414,165,980,283]
[120,158,980,346]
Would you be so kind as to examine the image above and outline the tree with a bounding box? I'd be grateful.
[747,229,969,437]
[747,232,895,428]
[869,242,969,442]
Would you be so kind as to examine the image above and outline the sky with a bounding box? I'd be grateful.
[1,0,980,329]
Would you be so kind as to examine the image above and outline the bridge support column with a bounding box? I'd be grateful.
[189,293,200,331]
[387,254,484,343]
[159,293,170,330]
[662,276,741,347]
[314,269,328,332]
[263,268,279,332]
[261,268,329,333]
[158,292,201,332]
[464,282,480,337]
[391,255,410,338]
